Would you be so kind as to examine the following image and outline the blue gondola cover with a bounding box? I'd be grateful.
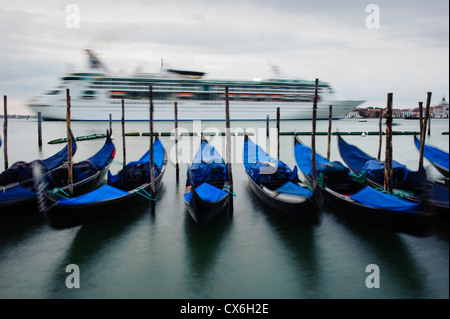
[0,185,36,202]
[57,184,129,206]
[108,138,164,190]
[87,135,115,170]
[42,142,77,171]
[128,138,165,169]
[362,160,409,183]
[275,181,313,197]
[294,142,350,184]
[184,182,227,204]
[339,135,427,189]
[414,137,449,171]
[189,139,228,187]
[350,187,420,213]
[244,138,299,184]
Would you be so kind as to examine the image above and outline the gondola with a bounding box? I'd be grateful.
[243,134,319,221]
[43,129,116,197]
[0,132,78,214]
[294,135,433,236]
[184,135,232,226]
[413,134,449,178]
[337,133,448,217]
[36,136,166,228]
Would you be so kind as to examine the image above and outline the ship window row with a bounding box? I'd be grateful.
[107,91,317,102]
[89,85,321,96]
[108,102,310,110]
[89,81,323,94]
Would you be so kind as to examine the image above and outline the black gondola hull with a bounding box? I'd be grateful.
[185,189,231,227]
[337,133,448,219]
[295,136,434,237]
[246,174,320,222]
[44,167,165,229]
[1,131,114,216]
[299,166,433,237]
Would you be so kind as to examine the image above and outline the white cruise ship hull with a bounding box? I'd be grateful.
[30,99,364,121]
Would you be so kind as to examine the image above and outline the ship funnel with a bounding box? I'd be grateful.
[85,49,108,72]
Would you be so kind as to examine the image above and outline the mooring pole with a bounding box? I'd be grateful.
[327,105,332,161]
[174,101,179,181]
[37,112,42,148]
[121,99,126,165]
[3,96,8,170]
[311,79,318,189]
[418,102,423,138]
[225,86,234,214]
[428,116,431,136]
[149,86,155,198]
[377,108,383,161]
[384,93,393,193]
[266,115,269,137]
[109,113,112,136]
[419,92,432,169]
[276,107,280,160]
[66,89,73,196]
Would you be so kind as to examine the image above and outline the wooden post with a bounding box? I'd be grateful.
[149,86,155,197]
[418,102,423,138]
[109,113,112,135]
[377,108,383,161]
[384,93,393,193]
[276,107,280,160]
[419,102,423,136]
[428,116,431,136]
[419,92,432,169]
[37,112,42,148]
[174,101,179,181]
[266,115,269,137]
[327,105,332,161]
[3,96,8,169]
[225,87,234,213]
[121,99,126,165]
[66,89,73,196]
[311,79,318,189]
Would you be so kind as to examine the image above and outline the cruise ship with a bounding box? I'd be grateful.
[28,50,365,121]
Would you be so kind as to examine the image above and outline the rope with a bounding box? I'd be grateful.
[375,187,392,195]
[222,185,237,197]
[47,188,70,199]
[393,190,414,198]
[111,160,126,166]
[53,188,70,197]
[374,187,413,198]
[130,187,156,201]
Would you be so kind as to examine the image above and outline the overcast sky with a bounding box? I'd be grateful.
[0,0,448,115]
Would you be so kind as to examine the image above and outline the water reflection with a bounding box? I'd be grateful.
[432,216,449,242]
[323,209,429,298]
[245,184,322,298]
[183,207,233,297]
[0,210,46,246]
[46,201,153,298]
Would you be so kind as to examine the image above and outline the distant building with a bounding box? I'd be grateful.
[433,96,449,118]
[345,109,362,118]
[364,108,383,118]
[346,96,449,119]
